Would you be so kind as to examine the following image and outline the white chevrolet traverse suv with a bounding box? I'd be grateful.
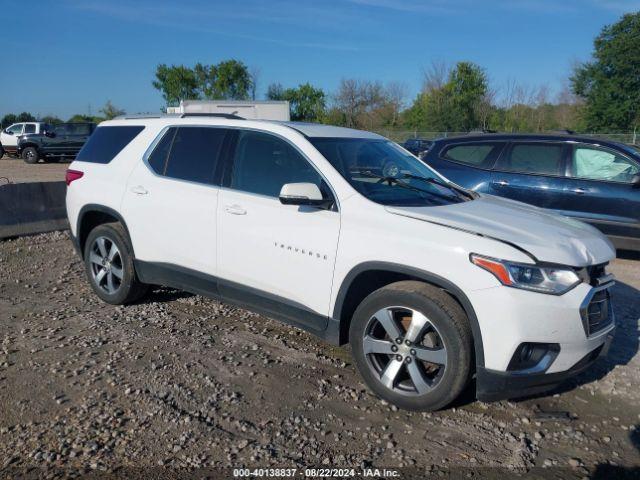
[65,114,615,411]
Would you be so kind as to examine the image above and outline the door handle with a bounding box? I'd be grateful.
[572,187,588,195]
[130,185,148,195]
[225,204,247,215]
[494,180,509,187]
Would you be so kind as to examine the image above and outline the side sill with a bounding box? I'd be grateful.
[134,260,339,345]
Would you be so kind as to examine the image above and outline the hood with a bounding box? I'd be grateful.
[386,194,615,266]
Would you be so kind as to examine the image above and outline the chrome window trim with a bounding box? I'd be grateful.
[142,124,340,212]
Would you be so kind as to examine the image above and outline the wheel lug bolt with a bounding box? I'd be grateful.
[391,345,398,352]
[395,355,403,362]
[405,357,412,364]
[395,338,403,344]
[404,340,411,346]
[410,349,416,356]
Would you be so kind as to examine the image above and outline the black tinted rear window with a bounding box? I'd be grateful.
[441,142,504,168]
[76,126,144,164]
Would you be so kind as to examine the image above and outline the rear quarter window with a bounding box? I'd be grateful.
[441,142,504,168]
[76,126,145,164]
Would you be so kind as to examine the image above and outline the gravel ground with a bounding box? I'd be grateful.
[0,155,68,184]
[0,231,638,478]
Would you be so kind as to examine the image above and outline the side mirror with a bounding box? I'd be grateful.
[631,174,640,187]
[4,130,13,135]
[44,131,55,138]
[279,183,331,208]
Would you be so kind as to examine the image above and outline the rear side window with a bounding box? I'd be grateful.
[24,124,36,134]
[498,143,564,176]
[76,126,145,164]
[441,142,504,168]
[147,127,228,185]
[147,127,176,174]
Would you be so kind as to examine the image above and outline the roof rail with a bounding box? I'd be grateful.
[180,113,244,120]
[117,114,171,120]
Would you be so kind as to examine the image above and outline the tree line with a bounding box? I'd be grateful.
[1,101,125,129]
[149,12,640,135]
[4,12,639,134]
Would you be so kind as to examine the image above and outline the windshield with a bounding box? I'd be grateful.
[310,137,470,207]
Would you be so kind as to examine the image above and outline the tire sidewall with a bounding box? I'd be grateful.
[350,287,471,411]
[83,224,137,305]
[22,147,39,164]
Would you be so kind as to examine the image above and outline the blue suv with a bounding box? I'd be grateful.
[422,134,640,251]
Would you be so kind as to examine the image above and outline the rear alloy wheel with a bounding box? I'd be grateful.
[84,223,148,304]
[89,236,124,295]
[22,146,39,164]
[350,281,472,411]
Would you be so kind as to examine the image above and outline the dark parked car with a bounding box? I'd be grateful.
[17,122,96,164]
[402,138,433,157]
[423,134,640,251]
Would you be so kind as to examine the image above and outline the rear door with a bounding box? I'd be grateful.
[563,143,640,239]
[122,126,231,274]
[489,141,569,211]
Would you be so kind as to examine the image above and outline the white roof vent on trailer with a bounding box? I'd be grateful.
[167,100,290,121]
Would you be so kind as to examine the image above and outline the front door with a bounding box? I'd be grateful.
[1,123,24,152]
[489,141,569,212]
[217,129,340,328]
[122,126,230,275]
[562,143,640,240]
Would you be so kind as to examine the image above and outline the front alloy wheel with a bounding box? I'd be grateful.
[363,306,447,395]
[350,281,472,411]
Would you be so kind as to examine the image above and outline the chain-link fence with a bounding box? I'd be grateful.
[372,129,640,145]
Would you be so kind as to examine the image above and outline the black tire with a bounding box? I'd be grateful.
[349,281,472,411]
[21,146,39,164]
[83,222,148,305]
[0,144,4,158]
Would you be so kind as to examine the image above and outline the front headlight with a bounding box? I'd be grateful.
[470,254,581,295]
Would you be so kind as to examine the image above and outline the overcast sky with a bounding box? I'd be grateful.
[2,0,639,119]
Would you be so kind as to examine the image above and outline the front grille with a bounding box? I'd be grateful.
[578,263,608,286]
[581,288,614,336]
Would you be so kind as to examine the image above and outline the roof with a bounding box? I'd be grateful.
[432,132,630,150]
[280,122,384,139]
[110,115,385,139]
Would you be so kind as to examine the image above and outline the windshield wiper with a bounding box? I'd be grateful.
[401,173,475,200]
[351,170,461,202]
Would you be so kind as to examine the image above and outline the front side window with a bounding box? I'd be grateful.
[230,130,324,198]
[311,137,469,207]
[6,124,23,135]
[498,142,564,176]
[24,124,36,134]
[147,127,228,185]
[441,142,504,168]
[571,145,640,183]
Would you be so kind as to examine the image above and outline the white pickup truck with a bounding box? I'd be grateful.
[0,122,45,158]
